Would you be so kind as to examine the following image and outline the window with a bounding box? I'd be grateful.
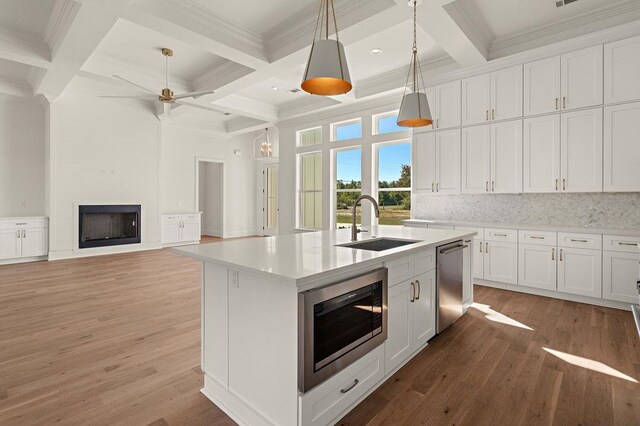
[335,148,362,228]
[298,127,322,147]
[331,119,362,141]
[374,112,404,135]
[376,142,411,226]
[299,152,323,229]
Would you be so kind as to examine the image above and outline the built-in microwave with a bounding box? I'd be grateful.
[298,268,388,392]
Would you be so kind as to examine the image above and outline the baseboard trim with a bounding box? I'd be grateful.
[0,256,48,266]
[48,242,163,261]
[476,279,632,311]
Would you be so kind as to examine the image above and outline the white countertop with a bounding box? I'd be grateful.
[172,226,475,285]
[404,219,640,237]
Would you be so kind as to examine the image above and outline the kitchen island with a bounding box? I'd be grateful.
[173,226,476,426]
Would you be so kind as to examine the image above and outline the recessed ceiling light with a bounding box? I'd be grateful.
[271,86,279,91]
[370,48,383,55]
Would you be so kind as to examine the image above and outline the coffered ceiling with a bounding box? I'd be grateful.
[0,0,639,136]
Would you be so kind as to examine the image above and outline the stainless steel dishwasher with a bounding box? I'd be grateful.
[437,240,468,333]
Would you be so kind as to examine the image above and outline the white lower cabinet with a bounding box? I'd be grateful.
[518,244,557,290]
[483,241,518,285]
[472,240,484,279]
[603,251,639,303]
[161,213,201,245]
[0,218,48,262]
[557,247,602,298]
[385,258,436,375]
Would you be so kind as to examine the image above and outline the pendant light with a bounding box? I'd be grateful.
[301,0,352,96]
[397,0,432,127]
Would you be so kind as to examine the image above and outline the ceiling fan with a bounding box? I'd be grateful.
[100,48,217,116]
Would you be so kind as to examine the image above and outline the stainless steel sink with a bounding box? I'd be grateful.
[337,238,420,252]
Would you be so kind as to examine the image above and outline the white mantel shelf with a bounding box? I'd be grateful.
[172,225,475,287]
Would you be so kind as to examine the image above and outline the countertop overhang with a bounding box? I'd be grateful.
[172,226,476,286]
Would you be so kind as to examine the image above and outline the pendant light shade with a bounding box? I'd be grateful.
[301,0,352,96]
[397,0,432,128]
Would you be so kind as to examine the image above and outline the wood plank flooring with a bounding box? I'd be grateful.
[0,247,638,425]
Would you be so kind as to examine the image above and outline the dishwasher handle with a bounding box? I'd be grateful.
[439,244,469,255]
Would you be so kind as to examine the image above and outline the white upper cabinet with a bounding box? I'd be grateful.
[461,125,490,193]
[435,129,461,193]
[604,102,640,192]
[523,115,561,193]
[560,46,603,111]
[462,74,491,126]
[604,35,640,104]
[434,81,461,130]
[560,108,603,192]
[413,131,437,192]
[491,65,523,122]
[490,120,523,193]
[461,66,522,125]
[524,56,561,116]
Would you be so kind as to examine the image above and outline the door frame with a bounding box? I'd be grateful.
[195,157,226,238]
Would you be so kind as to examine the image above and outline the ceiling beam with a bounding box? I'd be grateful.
[226,116,270,136]
[33,0,132,99]
[392,0,488,67]
[0,78,34,98]
[0,27,51,69]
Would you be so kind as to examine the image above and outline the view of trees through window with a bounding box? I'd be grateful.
[377,143,411,226]
[336,149,361,227]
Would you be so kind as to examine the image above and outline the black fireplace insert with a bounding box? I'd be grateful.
[79,205,141,249]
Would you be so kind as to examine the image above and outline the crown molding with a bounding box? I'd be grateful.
[162,116,230,138]
[27,66,46,90]
[445,0,494,54]
[489,0,640,59]
[44,0,82,58]
[0,26,52,69]
[0,76,34,99]
[168,0,265,52]
[193,61,253,91]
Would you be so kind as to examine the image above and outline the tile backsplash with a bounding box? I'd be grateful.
[412,193,640,229]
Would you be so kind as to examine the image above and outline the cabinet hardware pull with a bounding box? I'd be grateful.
[16,230,21,238]
[562,178,566,191]
[531,236,545,239]
[437,118,439,128]
[485,242,489,253]
[552,248,555,260]
[431,182,434,192]
[562,97,566,109]
[22,230,26,238]
[559,249,563,261]
[436,182,439,192]
[492,181,495,192]
[555,98,559,110]
[410,282,415,303]
[494,233,508,237]
[16,222,27,225]
[485,181,489,192]
[619,242,638,246]
[555,179,559,191]
[492,109,495,120]
[340,379,359,394]
[486,110,489,121]
[415,280,421,300]
[571,239,588,243]
[480,242,483,253]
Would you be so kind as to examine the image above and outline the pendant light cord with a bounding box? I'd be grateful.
[412,0,417,93]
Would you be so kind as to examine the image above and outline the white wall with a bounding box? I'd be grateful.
[0,95,45,217]
[162,126,257,238]
[48,94,161,259]
[199,161,223,237]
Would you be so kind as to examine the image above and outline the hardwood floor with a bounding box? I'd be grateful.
[0,247,638,425]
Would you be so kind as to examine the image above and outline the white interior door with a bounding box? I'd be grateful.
[262,163,279,236]
[561,46,603,110]
[490,120,523,193]
[491,65,523,121]
[462,73,491,126]
[413,132,436,192]
[561,108,603,192]
[524,56,561,116]
[523,115,561,193]
[461,125,490,193]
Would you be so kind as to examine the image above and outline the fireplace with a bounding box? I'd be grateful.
[79,205,141,249]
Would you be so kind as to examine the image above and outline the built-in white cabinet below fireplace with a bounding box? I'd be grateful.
[161,213,201,245]
[0,218,48,263]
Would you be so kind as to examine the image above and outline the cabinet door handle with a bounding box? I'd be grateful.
[486,110,489,121]
[494,233,508,237]
[562,178,566,191]
[437,118,440,128]
[555,179,559,191]
[410,282,415,303]
[492,181,495,192]
[552,248,555,260]
[480,242,483,253]
[492,109,495,120]
[562,97,566,109]
[559,249,563,261]
[485,242,489,253]
[486,181,489,192]
[530,236,545,239]
[555,98,559,110]
[415,280,421,300]
[22,230,26,238]
[340,379,359,394]
[571,239,588,243]
[436,182,439,192]
[16,230,21,239]
[431,182,434,192]
[618,242,638,246]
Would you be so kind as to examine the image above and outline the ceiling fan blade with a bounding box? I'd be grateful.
[175,99,219,112]
[173,90,215,100]
[98,95,157,99]
[112,75,158,96]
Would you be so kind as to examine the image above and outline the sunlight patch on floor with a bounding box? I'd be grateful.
[543,347,639,383]
[470,303,534,330]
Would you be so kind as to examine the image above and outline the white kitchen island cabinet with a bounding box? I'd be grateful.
[174,226,475,426]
